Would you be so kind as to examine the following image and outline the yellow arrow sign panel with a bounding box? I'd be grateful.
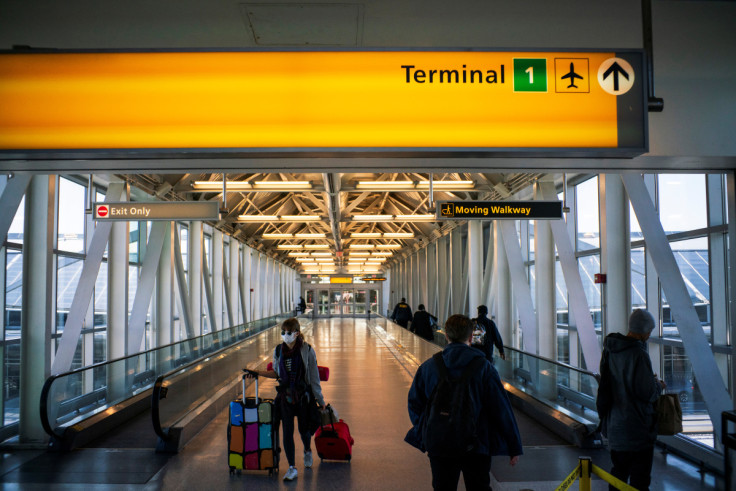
[0,50,646,156]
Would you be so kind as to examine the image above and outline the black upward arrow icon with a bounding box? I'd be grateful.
[602,62,630,92]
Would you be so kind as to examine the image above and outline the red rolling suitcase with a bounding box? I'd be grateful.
[228,369,279,475]
[314,407,354,462]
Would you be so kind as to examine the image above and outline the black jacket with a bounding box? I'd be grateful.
[391,302,413,323]
[406,343,523,457]
[411,310,437,341]
[597,333,661,451]
[472,314,504,362]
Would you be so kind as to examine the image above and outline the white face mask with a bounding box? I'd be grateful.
[282,332,298,344]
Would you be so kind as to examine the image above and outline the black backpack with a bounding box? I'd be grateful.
[422,352,485,457]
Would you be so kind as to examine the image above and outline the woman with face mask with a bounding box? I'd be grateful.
[245,317,325,481]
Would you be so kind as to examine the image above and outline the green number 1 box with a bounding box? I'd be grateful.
[513,58,548,92]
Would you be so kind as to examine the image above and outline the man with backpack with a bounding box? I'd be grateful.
[405,314,522,490]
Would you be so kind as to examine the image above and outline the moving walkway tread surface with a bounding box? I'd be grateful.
[0,318,722,489]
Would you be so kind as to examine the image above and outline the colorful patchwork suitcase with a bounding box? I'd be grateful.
[228,369,279,475]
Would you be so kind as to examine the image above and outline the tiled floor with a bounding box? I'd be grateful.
[0,317,724,490]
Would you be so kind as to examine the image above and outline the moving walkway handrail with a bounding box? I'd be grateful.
[504,345,597,378]
[40,313,293,439]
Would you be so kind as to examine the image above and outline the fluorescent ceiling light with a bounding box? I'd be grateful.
[364,262,382,266]
[304,244,330,249]
[354,180,475,191]
[295,233,326,238]
[253,181,312,189]
[350,232,382,238]
[315,258,333,263]
[371,252,393,256]
[356,180,414,189]
[351,214,392,222]
[349,244,375,249]
[282,215,321,222]
[192,180,312,191]
[310,252,333,256]
[348,259,366,263]
[237,214,323,222]
[395,214,436,221]
[416,180,474,189]
[262,233,293,239]
[278,244,303,249]
[376,244,401,249]
[382,232,414,238]
[349,252,371,256]
[238,214,278,221]
[288,252,310,257]
[295,258,313,263]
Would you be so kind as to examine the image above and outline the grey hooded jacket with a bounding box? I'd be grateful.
[597,333,662,451]
[272,341,325,407]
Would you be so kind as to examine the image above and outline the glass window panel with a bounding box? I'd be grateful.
[630,202,642,242]
[528,265,536,309]
[661,345,712,447]
[658,174,707,233]
[528,220,535,262]
[556,328,570,365]
[3,340,20,425]
[631,247,647,309]
[661,237,711,341]
[129,222,139,264]
[57,178,86,254]
[576,177,600,251]
[56,256,83,333]
[555,260,568,326]
[94,261,108,329]
[578,255,602,330]
[7,197,24,245]
[5,250,23,332]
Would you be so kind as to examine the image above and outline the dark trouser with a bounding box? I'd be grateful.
[610,446,654,491]
[397,319,409,328]
[429,452,492,491]
[280,399,312,467]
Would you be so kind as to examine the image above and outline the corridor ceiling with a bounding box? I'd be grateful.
[122,171,545,274]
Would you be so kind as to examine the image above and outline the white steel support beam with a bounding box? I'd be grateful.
[240,246,251,322]
[481,223,494,308]
[494,222,512,344]
[108,183,129,361]
[173,223,195,339]
[0,174,31,247]
[51,183,124,374]
[600,174,631,334]
[622,173,732,439]
[540,181,601,371]
[427,241,438,317]
[468,221,483,313]
[726,171,736,411]
[535,183,556,360]
[450,229,464,315]
[19,175,55,443]
[225,238,237,327]
[128,220,167,354]
[155,222,173,347]
[201,237,218,333]
[437,236,451,323]
[498,220,537,354]
[188,221,202,336]
[213,230,224,329]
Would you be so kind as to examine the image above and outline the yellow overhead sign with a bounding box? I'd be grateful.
[330,277,353,284]
[0,50,646,156]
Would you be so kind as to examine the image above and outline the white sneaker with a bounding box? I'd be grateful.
[283,466,298,481]
[304,451,313,468]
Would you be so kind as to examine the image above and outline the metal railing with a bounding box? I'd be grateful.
[40,313,294,439]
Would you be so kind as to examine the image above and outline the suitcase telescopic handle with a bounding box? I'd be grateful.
[242,369,259,404]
